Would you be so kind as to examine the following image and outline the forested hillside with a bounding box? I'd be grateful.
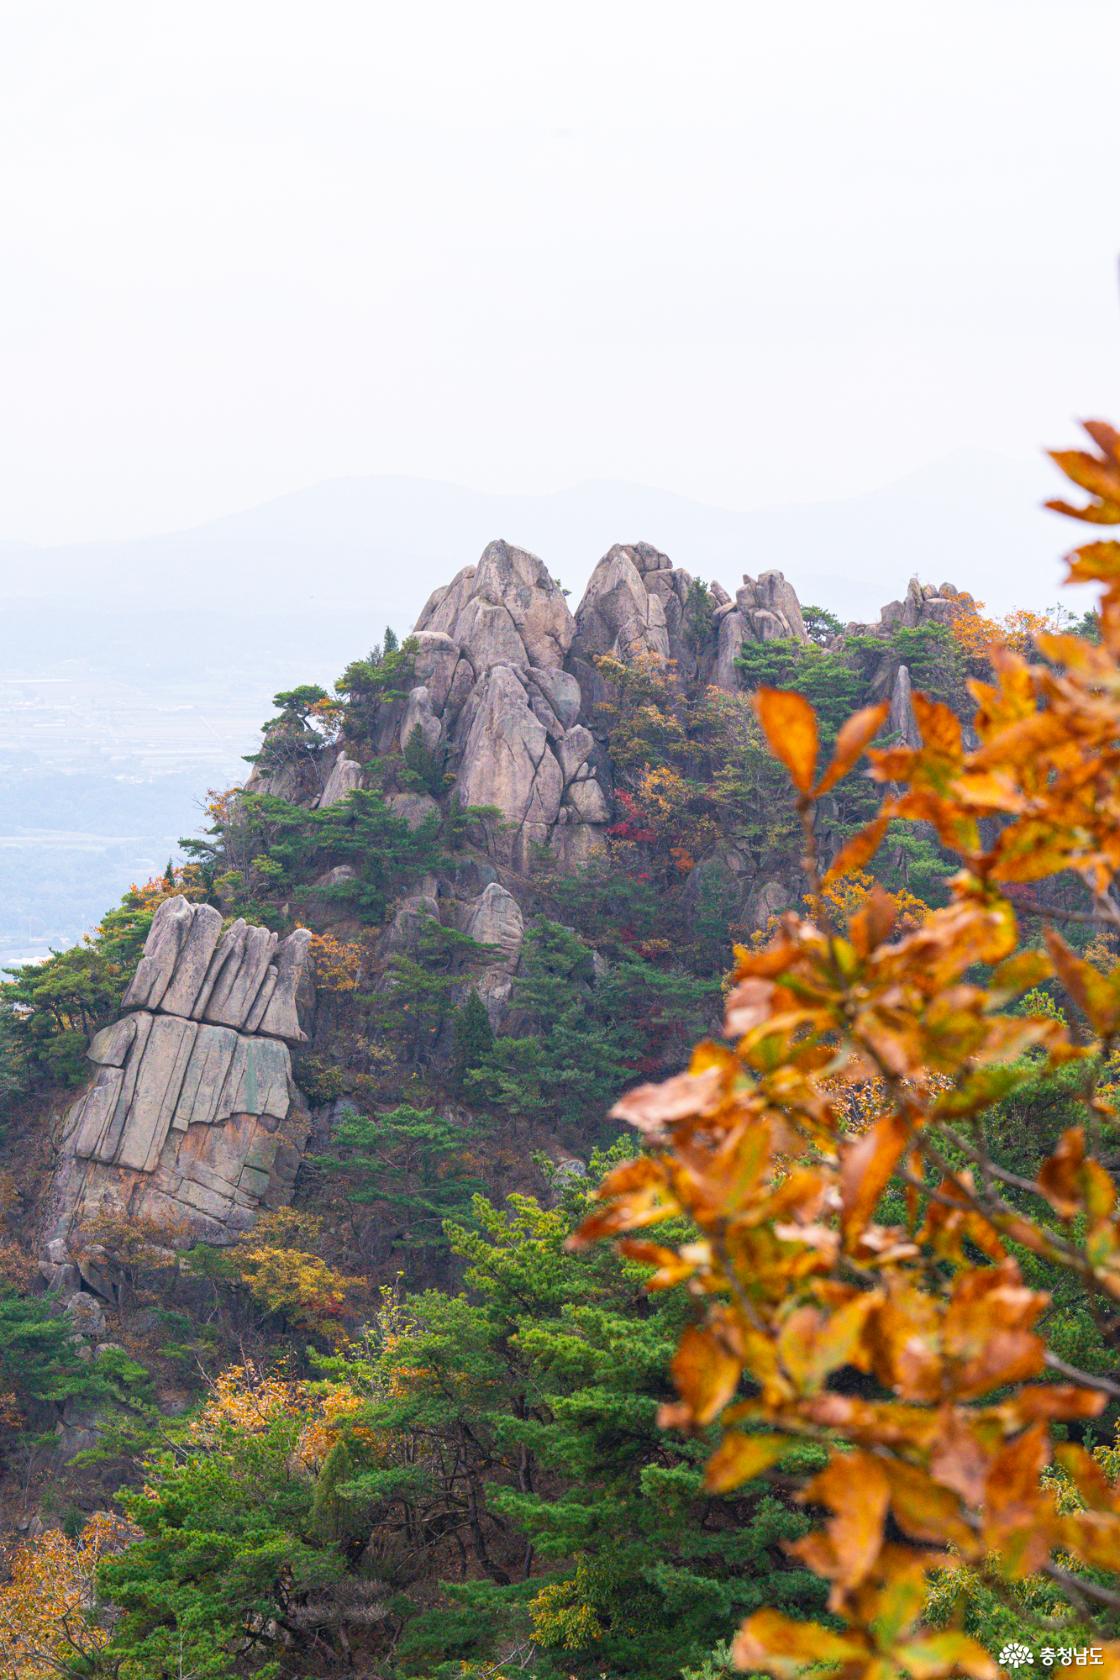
[1,447,1119,1680]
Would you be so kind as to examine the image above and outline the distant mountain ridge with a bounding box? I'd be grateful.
[0,450,1072,624]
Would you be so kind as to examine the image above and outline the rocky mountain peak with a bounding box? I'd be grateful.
[327,538,818,872]
[416,538,574,673]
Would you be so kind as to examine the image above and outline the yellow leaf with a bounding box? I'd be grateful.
[704,1431,787,1492]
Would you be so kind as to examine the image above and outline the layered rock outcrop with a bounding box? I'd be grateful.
[41,899,314,1293]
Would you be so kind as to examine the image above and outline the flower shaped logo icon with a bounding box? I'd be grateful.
[998,1645,1034,1670]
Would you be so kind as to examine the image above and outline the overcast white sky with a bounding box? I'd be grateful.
[1,0,1118,544]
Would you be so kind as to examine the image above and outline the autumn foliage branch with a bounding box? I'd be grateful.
[573,423,1120,1678]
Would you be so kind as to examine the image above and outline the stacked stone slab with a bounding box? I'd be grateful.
[123,898,311,1041]
[41,898,314,1292]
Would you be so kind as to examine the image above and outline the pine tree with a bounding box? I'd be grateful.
[315,1104,487,1265]
[360,1179,822,1679]
[450,989,494,1092]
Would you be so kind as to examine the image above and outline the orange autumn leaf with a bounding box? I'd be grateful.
[815,701,890,796]
[732,1608,867,1679]
[839,1111,909,1249]
[821,811,890,888]
[755,686,819,794]
[704,1431,787,1493]
[668,1324,741,1426]
[794,1449,891,1593]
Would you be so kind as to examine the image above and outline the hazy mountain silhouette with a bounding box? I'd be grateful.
[0,450,1073,628]
[0,452,1076,962]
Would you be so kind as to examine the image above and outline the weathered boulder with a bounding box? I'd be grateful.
[563,776,612,824]
[124,896,203,1013]
[388,791,441,831]
[64,1291,106,1338]
[411,630,461,713]
[462,882,524,1015]
[405,542,622,869]
[256,927,314,1042]
[454,598,527,669]
[572,544,671,663]
[526,667,582,732]
[554,724,595,783]
[318,754,363,808]
[46,1007,308,1280]
[567,547,814,697]
[873,577,962,634]
[197,919,278,1030]
[711,610,750,689]
[68,1012,293,1176]
[242,753,318,804]
[41,898,317,1290]
[463,882,524,969]
[549,821,608,872]
[889,662,920,747]
[735,571,808,641]
[749,879,792,931]
[400,685,442,754]
[382,882,443,955]
[149,902,223,1017]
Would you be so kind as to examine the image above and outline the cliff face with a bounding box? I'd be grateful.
[41,903,314,1294]
[44,538,952,1290]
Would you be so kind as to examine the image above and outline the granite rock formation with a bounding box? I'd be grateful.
[41,533,963,1284]
[389,538,817,873]
[41,899,314,1294]
[403,540,610,869]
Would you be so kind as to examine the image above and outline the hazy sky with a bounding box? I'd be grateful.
[1,1,1118,544]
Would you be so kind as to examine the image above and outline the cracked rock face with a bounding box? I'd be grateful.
[408,541,614,871]
[408,539,820,875]
[454,665,566,867]
[572,544,672,665]
[417,539,575,673]
[461,881,524,1016]
[123,898,313,1043]
[41,899,314,1292]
